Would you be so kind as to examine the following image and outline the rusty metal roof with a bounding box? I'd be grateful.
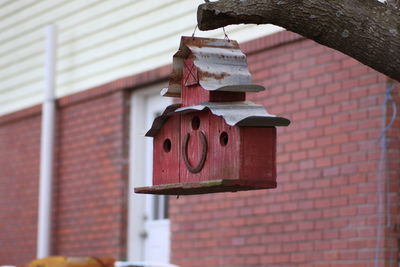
[145,101,290,137]
[176,101,290,127]
[145,103,181,137]
[162,36,265,97]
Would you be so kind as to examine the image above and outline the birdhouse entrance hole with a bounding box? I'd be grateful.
[220,132,228,146]
[191,116,200,130]
[163,139,172,153]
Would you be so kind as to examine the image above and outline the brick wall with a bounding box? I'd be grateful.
[0,90,130,266]
[170,33,398,266]
[0,30,398,267]
[53,90,129,258]
[0,60,170,266]
[0,108,41,266]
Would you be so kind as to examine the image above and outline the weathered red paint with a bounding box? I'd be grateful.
[240,127,276,182]
[180,111,210,183]
[209,113,240,180]
[182,57,209,107]
[153,115,180,185]
[149,111,277,191]
[134,37,288,195]
[182,57,246,106]
[183,56,198,87]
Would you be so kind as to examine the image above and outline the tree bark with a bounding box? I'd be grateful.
[197,0,400,82]
[386,0,400,10]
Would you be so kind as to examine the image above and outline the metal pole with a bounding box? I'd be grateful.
[37,24,56,259]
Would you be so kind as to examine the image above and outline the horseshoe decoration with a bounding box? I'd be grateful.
[182,131,207,173]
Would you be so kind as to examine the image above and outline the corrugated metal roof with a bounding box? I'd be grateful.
[145,103,181,137]
[145,101,290,137]
[162,36,265,97]
[177,101,290,126]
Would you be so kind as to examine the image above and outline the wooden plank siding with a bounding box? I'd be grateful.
[0,0,282,116]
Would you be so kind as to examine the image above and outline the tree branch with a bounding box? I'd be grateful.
[386,0,400,10]
[198,0,400,82]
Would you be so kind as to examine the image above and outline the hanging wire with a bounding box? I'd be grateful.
[222,27,230,41]
[192,24,198,39]
[374,83,397,267]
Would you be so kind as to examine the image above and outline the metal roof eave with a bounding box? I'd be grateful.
[145,101,290,137]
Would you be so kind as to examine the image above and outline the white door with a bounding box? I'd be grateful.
[143,95,171,262]
[128,84,173,264]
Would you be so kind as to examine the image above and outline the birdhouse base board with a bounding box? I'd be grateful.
[134,179,277,195]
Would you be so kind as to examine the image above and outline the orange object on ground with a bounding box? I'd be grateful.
[28,256,115,267]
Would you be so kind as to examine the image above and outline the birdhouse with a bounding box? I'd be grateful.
[135,37,290,195]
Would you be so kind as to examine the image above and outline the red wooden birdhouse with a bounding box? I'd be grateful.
[135,36,290,195]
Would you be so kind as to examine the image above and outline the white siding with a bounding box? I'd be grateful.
[0,0,282,116]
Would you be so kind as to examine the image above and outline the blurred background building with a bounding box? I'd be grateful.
[0,0,399,266]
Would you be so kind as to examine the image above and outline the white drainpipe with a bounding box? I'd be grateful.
[37,24,57,259]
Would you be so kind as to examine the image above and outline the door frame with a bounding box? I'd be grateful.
[127,83,170,261]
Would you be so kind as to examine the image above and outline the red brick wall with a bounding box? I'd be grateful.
[53,90,129,258]
[0,89,130,266]
[0,30,398,267]
[0,60,171,266]
[169,33,398,266]
[0,108,41,266]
